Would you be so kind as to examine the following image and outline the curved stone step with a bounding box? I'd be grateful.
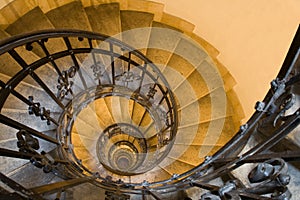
[159,156,196,175]
[81,0,127,10]
[85,3,121,37]
[159,13,195,35]
[1,108,59,131]
[45,1,92,31]
[45,1,94,64]
[76,101,107,130]
[5,6,54,35]
[120,10,154,57]
[72,131,95,149]
[126,0,164,21]
[0,0,37,29]
[130,166,171,183]
[176,117,237,147]
[0,73,61,112]
[72,115,102,140]
[178,87,228,125]
[0,155,28,175]
[146,21,183,71]
[0,28,10,40]
[94,98,115,128]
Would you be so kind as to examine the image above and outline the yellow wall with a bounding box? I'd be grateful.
[153,0,300,121]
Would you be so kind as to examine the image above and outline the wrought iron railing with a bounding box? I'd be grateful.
[0,26,299,199]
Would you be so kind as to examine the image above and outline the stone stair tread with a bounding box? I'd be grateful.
[167,156,198,168]
[85,3,121,37]
[8,162,60,188]
[94,98,115,127]
[167,144,206,166]
[126,0,164,21]
[3,6,69,59]
[77,102,105,130]
[1,108,59,132]
[0,28,10,40]
[131,166,171,183]
[120,10,153,53]
[81,0,127,9]
[119,97,133,123]
[176,117,236,147]
[72,132,95,147]
[74,147,97,168]
[45,1,92,31]
[178,87,228,124]
[159,156,196,175]
[5,6,54,35]
[0,156,29,175]
[145,21,183,71]
[0,0,37,28]
[0,53,26,83]
[72,117,102,140]
[0,73,62,112]
[160,12,195,34]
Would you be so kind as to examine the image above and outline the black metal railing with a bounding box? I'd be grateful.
[0,26,299,199]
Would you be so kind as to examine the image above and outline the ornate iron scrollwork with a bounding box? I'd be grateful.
[28,96,52,125]
[16,130,56,173]
[57,66,78,100]
[91,61,106,80]
[115,71,141,83]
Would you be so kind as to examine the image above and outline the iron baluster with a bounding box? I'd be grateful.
[28,70,65,109]
[35,39,64,77]
[56,66,78,100]
[109,42,116,85]
[63,37,88,90]
[28,96,58,125]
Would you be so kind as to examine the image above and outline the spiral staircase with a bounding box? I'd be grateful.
[0,0,299,199]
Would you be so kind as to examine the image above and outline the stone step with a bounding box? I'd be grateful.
[176,117,237,147]
[166,144,219,167]
[44,1,93,63]
[130,166,171,183]
[0,0,37,29]
[159,156,196,175]
[5,6,54,35]
[119,96,134,123]
[72,132,95,149]
[0,73,62,112]
[146,21,183,71]
[7,162,62,189]
[45,1,92,31]
[81,0,127,10]
[72,117,101,140]
[94,98,115,128]
[85,3,121,37]
[0,28,10,40]
[120,10,154,58]
[160,13,195,35]
[177,87,228,125]
[0,129,57,175]
[126,0,164,22]
[76,101,106,130]
[1,108,59,132]
[0,156,29,175]
[73,146,97,168]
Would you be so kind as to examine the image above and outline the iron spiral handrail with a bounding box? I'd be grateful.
[0,26,299,199]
